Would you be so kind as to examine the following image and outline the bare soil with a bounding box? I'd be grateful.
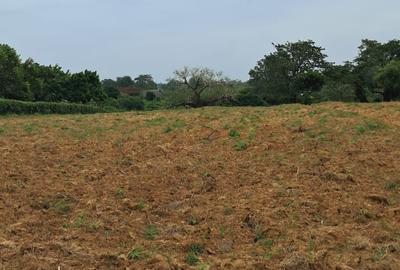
[1,102,400,269]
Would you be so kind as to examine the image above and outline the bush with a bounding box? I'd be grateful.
[0,98,104,115]
[116,96,144,111]
[235,89,265,106]
[144,99,165,111]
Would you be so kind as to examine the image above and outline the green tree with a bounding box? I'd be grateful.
[101,79,117,88]
[323,63,354,84]
[21,59,69,101]
[353,39,400,102]
[249,40,329,104]
[116,76,134,87]
[374,60,400,101]
[134,74,157,90]
[101,79,120,98]
[104,86,120,99]
[293,72,325,104]
[64,70,106,103]
[0,44,31,100]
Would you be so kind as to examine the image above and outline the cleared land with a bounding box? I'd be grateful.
[1,103,400,270]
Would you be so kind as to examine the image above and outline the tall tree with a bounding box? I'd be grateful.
[249,40,329,104]
[64,70,106,103]
[0,44,30,100]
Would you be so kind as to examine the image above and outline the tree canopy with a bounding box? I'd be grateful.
[374,60,400,101]
[249,40,329,104]
[167,67,230,107]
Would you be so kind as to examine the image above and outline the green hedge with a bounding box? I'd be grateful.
[0,99,105,115]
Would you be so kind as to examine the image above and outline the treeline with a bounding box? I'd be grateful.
[161,39,400,107]
[245,39,400,105]
[0,44,106,103]
[1,39,399,114]
[0,43,155,113]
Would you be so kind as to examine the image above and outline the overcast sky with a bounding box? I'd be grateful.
[1,0,399,82]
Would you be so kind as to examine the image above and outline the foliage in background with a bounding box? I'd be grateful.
[1,39,400,114]
[101,74,158,92]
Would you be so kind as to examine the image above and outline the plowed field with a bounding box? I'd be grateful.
[1,103,400,269]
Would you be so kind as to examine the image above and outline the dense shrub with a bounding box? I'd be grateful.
[93,97,145,111]
[235,89,265,106]
[144,99,165,111]
[0,98,104,115]
[116,96,145,111]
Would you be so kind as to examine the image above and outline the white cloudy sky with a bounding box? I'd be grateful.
[1,0,399,81]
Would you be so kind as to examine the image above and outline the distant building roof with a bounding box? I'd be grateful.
[119,87,142,96]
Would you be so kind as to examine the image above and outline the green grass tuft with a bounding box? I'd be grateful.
[143,224,158,240]
[128,247,146,261]
[234,140,247,151]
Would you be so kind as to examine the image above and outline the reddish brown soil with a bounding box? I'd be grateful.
[1,103,400,270]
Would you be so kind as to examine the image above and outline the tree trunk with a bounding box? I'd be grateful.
[192,92,201,107]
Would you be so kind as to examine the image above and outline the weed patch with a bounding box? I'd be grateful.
[74,214,86,228]
[128,247,146,261]
[371,247,387,262]
[44,198,72,215]
[385,182,399,191]
[354,120,386,134]
[145,117,167,126]
[185,252,200,266]
[143,224,158,240]
[228,130,240,138]
[187,243,205,255]
[135,200,145,211]
[234,140,247,151]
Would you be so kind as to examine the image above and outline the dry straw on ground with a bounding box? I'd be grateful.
[1,102,400,269]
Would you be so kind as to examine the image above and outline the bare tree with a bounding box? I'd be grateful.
[172,67,227,107]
